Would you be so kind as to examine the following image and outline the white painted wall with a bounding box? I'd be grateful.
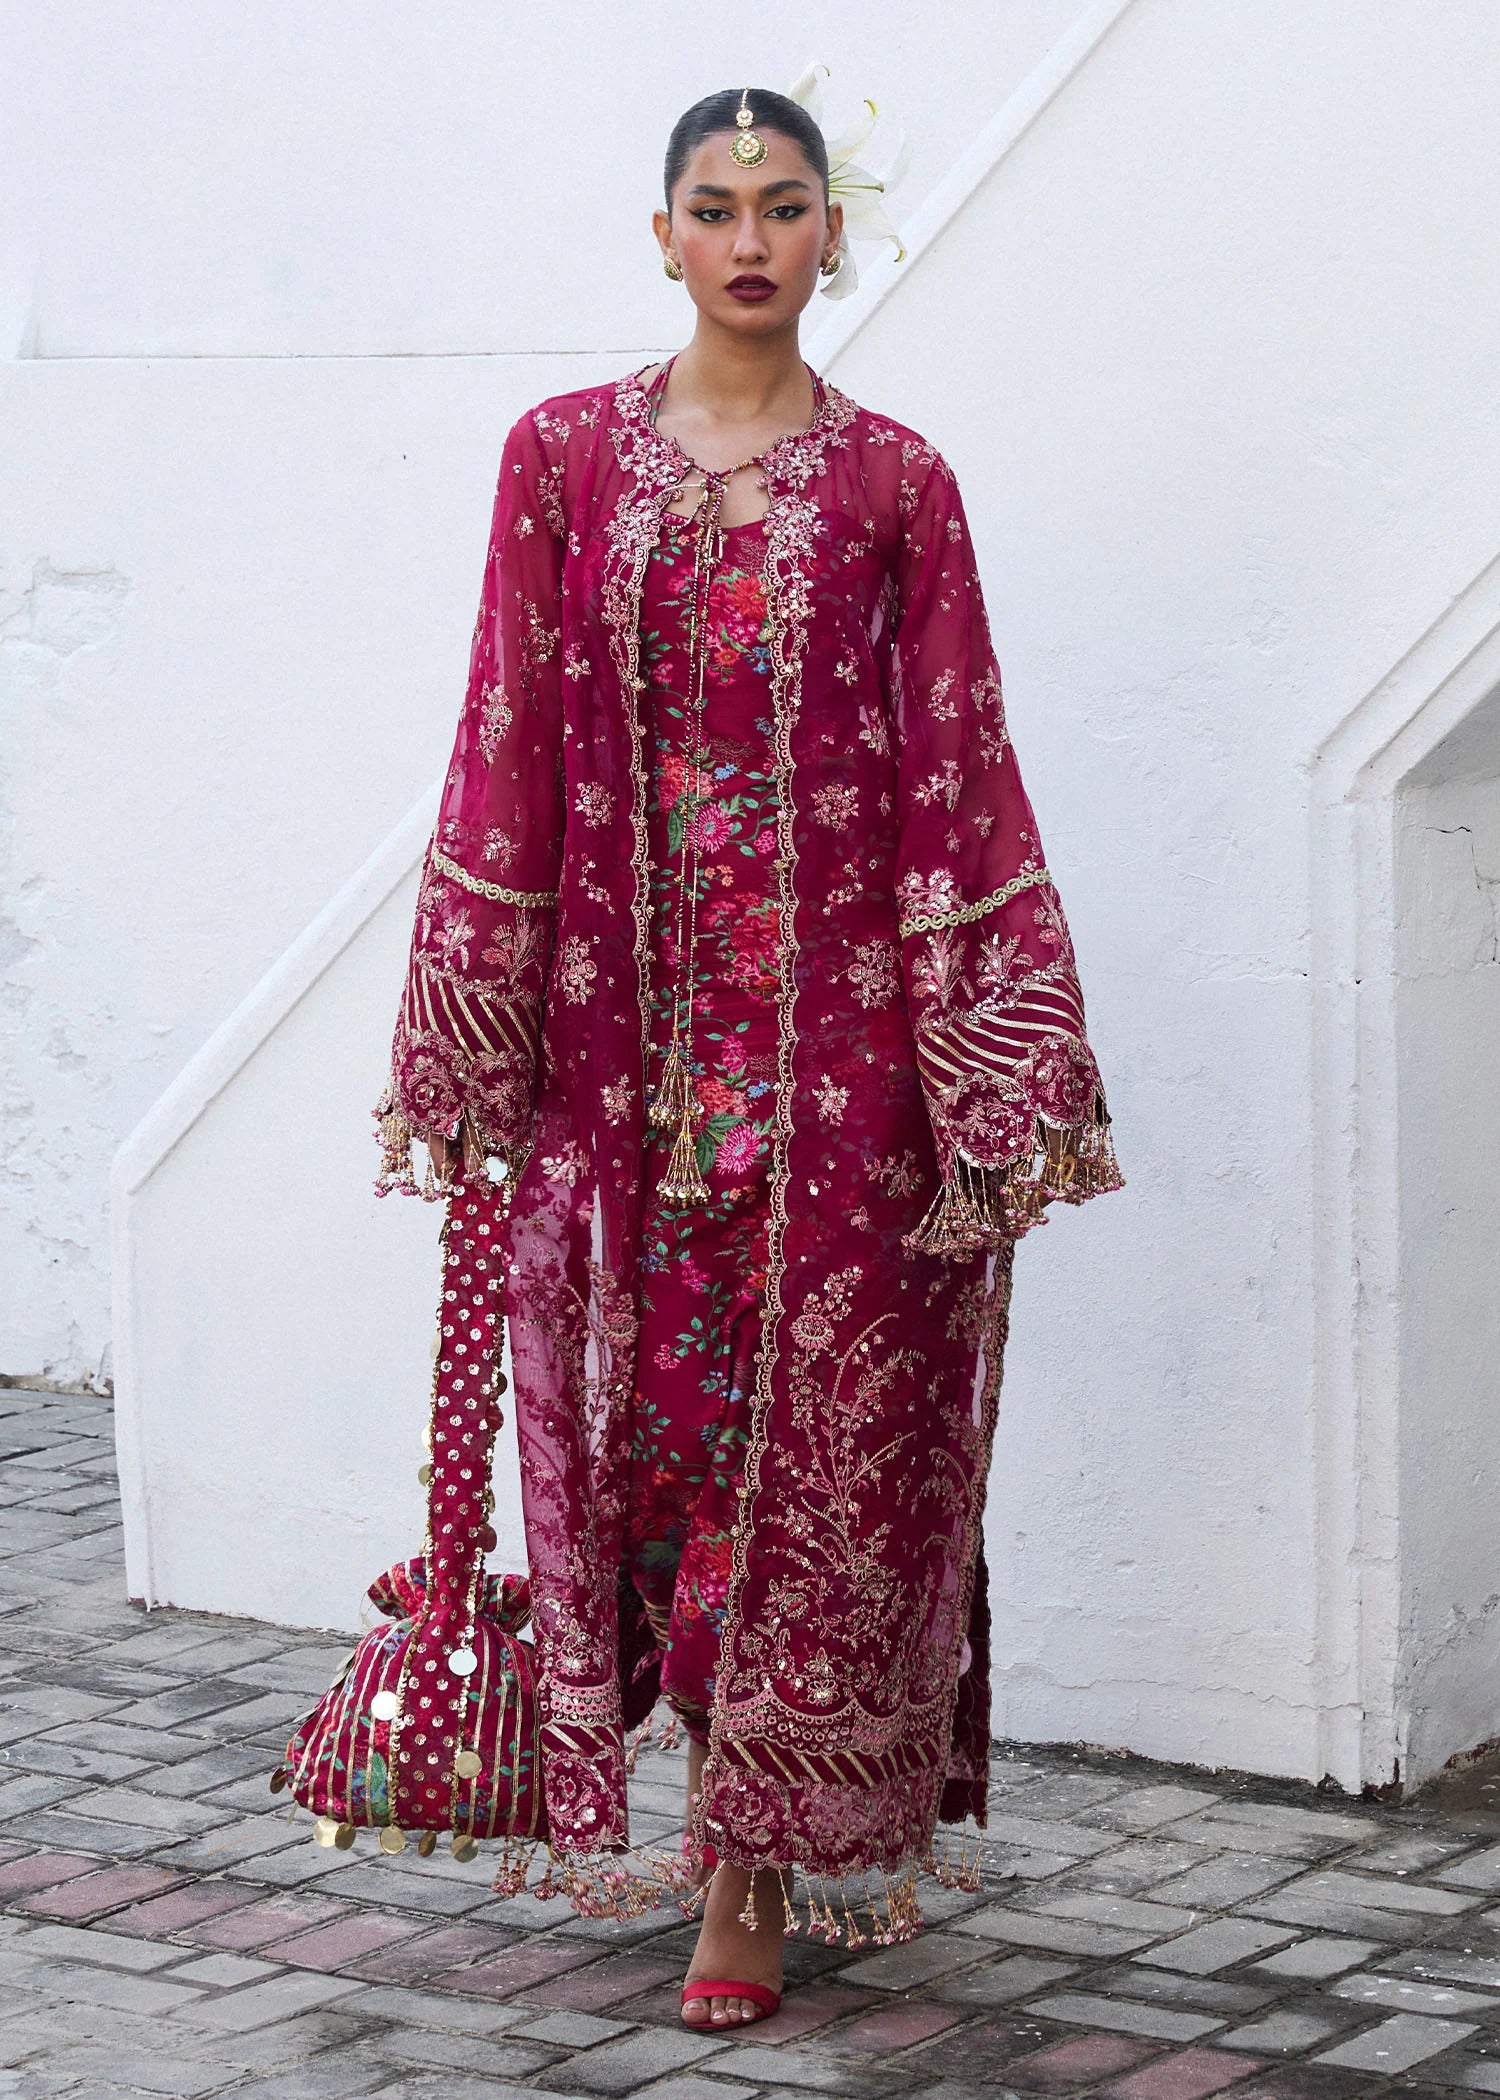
[12,0,1500,1788]
[1395,748,1500,1783]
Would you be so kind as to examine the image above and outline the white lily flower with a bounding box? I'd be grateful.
[783,61,909,299]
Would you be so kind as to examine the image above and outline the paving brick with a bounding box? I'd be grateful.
[1216,2005,1368,2055]
[17,1860,186,1919]
[179,1889,368,1950]
[1356,1833,1485,1877]
[146,1745,279,1797]
[511,2009,633,2046]
[1148,1857,1302,1910]
[100,1878,266,1937]
[0,1770,77,1816]
[104,1681,281,1730]
[1241,1937,1380,1982]
[263,1907,431,1971]
[1159,1817,1351,1865]
[313,1861,496,1915]
[342,1920,520,1982]
[1093,2044,1271,2100]
[838,1927,990,1991]
[1327,1966,1497,2016]
[0,1735,152,1783]
[21,1954,208,2014]
[900,2011,1068,2085]
[514,1949,683,2012]
[833,1999,965,2051]
[365,2024,566,2076]
[1381,1945,1500,1990]
[67,1784,238,1837]
[669,2041,878,2092]
[1090,1965,1272,2018]
[8,1919,185,1970]
[953,1905,1157,1957]
[1293,1865,1481,1915]
[174,1969,367,2031]
[9,2042,244,2094]
[1019,1888,1203,1935]
[194,2054,392,2097]
[1314,2008,1479,2071]
[1060,1839,1212,1894]
[546,2026,728,2091]
[1004,1774,1135,1819]
[38,1718,211,1762]
[1134,1919,1298,1975]
[168,1951,286,1986]
[934,1953,1081,2006]
[1003,2033,1165,2090]
[1237,1890,1428,1941]
[1,1807,182,1857]
[1025,1992,1225,2042]
[981,1813,1125,1859]
[0,1847,105,1899]
[429,1935,606,1999]
[148,1813,308,1875]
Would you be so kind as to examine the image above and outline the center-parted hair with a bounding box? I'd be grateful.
[663,88,830,211]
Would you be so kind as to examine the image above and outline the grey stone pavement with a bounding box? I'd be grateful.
[7,1388,1500,2100]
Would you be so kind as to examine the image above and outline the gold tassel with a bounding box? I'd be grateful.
[647,1039,694,1128]
[658,1096,710,1205]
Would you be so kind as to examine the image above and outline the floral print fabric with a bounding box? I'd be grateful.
[624,510,780,1743]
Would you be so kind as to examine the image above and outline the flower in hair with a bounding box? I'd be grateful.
[784,61,910,300]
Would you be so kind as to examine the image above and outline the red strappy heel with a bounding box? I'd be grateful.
[680,1975,782,2023]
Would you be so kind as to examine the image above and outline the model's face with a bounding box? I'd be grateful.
[654,130,843,329]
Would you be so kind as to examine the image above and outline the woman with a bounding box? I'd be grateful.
[373,84,1121,2029]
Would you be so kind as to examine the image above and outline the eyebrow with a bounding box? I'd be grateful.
[685,178,814,200]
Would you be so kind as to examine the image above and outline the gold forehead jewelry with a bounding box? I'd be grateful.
[729,85,767,167]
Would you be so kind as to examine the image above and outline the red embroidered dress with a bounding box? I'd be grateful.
[375,360,1121,1942]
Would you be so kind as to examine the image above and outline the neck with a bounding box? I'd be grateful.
[667,322,814,425]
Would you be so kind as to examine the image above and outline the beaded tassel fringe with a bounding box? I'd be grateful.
[649,1038,710,1204]
[903,1095,1122,1256]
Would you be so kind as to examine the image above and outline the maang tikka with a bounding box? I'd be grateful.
[729,85,768,167]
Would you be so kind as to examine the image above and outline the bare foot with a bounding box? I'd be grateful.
[680,1858,790,2027]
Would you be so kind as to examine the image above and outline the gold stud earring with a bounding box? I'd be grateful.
[663,255,684,281]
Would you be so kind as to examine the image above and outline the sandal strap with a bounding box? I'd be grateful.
[680,1978,782,2012]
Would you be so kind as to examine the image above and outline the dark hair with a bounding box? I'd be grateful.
[664,87,829,210]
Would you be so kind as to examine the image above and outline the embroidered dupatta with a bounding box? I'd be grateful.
[374,364,1121,1941]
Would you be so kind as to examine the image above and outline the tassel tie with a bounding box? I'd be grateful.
[642,452,741,1209]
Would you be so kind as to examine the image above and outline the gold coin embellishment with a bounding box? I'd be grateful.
[334,1823,358,1849]
[417,1463,433,1486]
[417,1829,438,1856]
[369,1689,400,1722]
[378,1826,407,1854]
[451,1833,479,1862]
[448,1646,478,1677]
[268,1768,288,1793]
[455,1749,483,1779]
[494,1371,509,1394]
[312,1815,340,1847]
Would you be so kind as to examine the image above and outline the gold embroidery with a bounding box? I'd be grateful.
[431,848,557,909]
[898,867,1052,938]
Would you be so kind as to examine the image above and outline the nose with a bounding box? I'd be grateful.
[730,212,770,265]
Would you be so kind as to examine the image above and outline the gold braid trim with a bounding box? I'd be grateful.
[898,866,1052,937]
[431,848,556,908]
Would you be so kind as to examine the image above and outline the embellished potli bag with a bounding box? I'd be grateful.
[270,1166,548,1874]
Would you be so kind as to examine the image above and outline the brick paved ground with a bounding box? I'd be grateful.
[6,1387,1500,2099]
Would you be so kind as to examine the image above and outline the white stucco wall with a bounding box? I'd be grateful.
[11,0,1500,1792]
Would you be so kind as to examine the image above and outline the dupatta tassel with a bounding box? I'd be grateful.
[647,1038,694,1128]
[901,1153,1004,1258]
[658,1095,711,1205]
[372,1080,420,1199]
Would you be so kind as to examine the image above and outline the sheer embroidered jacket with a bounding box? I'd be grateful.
[375,365,1121,1937]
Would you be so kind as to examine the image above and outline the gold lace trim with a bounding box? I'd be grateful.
[432,848,556,908]
[898,866,1052,937]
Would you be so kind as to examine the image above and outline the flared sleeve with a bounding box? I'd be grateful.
[373,409,566,1196]
[889,446,1122,1252]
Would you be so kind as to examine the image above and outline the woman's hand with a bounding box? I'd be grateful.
[426,1126,486,1187]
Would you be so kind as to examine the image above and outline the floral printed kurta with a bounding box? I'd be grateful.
[623,506,781,1745]
[376,362,1121,1940]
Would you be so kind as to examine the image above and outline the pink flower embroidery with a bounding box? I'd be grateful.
[716,1123,761,1176]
